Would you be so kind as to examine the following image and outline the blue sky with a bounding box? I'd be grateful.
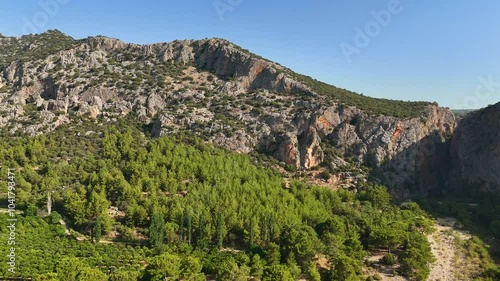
[1,0,499,109]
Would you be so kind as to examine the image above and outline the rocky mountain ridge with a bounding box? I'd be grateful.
[0,30,459,195]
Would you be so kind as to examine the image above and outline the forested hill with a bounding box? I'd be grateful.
[0,117,437,280]
[0,116,498,280]
[0,30,456,196]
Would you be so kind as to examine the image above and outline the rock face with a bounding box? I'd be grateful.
[305,104,455,194]
[449,102,500,192]
[0,31,459,194]
[275,133,301,168]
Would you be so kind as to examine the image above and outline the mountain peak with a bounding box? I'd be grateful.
[17,29,74,41]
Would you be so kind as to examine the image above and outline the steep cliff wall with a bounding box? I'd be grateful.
[449,102,500,192]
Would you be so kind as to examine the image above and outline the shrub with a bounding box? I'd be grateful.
[320,170,331,180]
[25,204,38,217]
[47,211,62,224]
[284,164,297,172]
[381,253,396,265]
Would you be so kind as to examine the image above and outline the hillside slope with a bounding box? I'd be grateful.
[0,30,456,195]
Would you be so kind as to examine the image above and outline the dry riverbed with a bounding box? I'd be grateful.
[364,217,478,281]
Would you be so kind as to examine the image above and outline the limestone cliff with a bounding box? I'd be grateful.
[449,102,500,192]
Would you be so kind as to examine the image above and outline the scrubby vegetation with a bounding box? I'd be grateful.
[0,29,76,68]
[292,73,433,118]
[418,191,500,262]
[0,116,437,280]
[46,34,433,120]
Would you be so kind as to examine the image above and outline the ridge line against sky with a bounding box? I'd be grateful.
[1,0,499,109]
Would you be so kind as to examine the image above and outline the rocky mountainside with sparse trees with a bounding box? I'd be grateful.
[1,29,500,281]
[0,29,458,196]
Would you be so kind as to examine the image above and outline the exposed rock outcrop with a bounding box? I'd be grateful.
[449,102,500,192]
[275,133,301,168]
[0,31,459,194]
